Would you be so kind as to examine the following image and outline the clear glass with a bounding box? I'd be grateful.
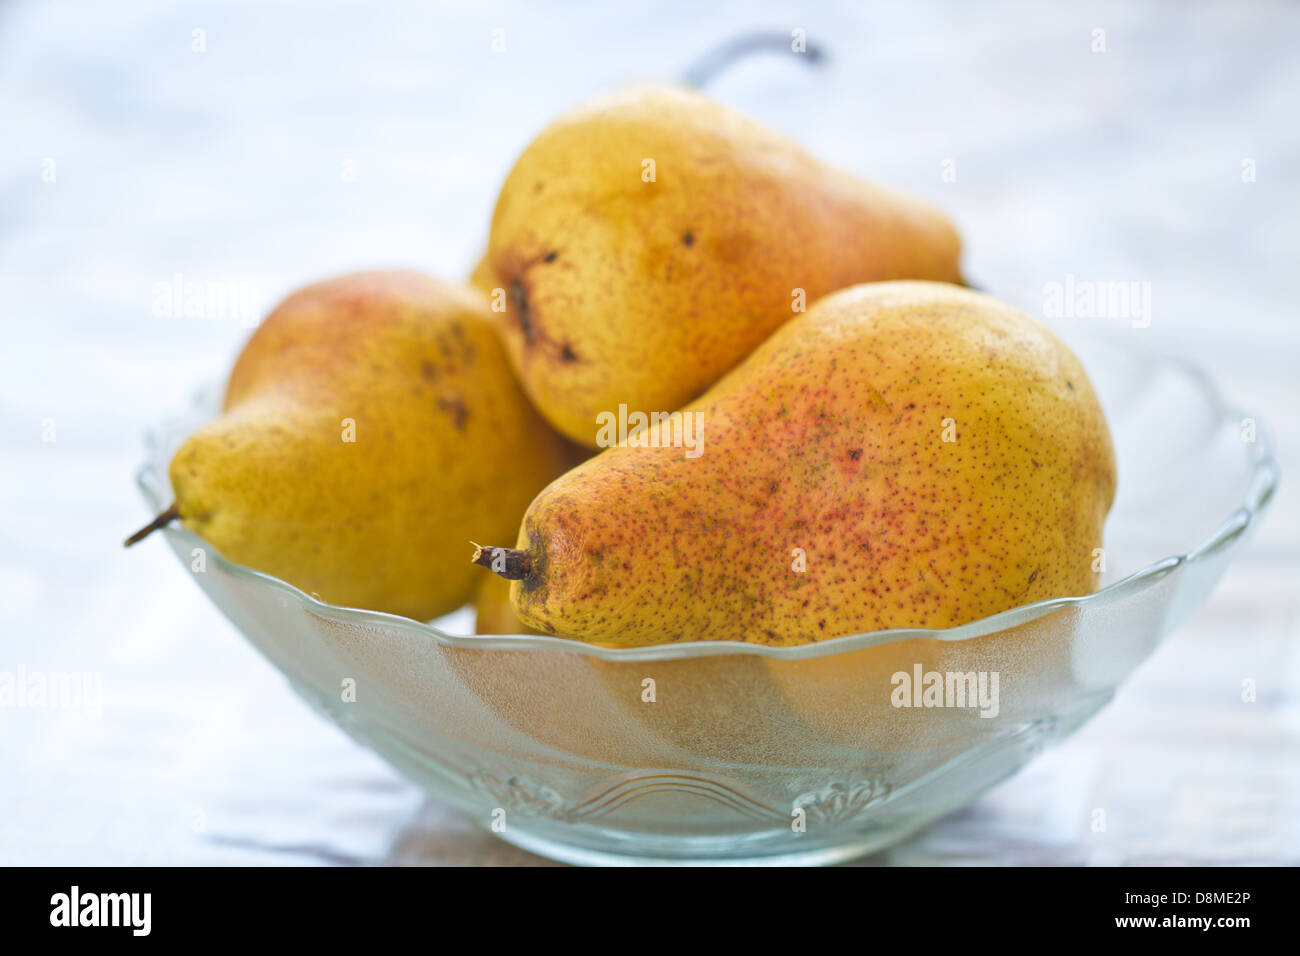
[136,332,1277,865]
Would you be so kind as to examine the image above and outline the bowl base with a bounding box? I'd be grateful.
[492,820,933,867]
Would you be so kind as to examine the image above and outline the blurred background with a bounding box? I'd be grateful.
[2,0,1297,864]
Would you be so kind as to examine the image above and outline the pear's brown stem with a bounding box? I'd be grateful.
[682,31,827,90]
[124,504,180,547]
[470,543,531,581]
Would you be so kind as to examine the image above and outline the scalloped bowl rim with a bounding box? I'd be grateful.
[137,331,1278,663]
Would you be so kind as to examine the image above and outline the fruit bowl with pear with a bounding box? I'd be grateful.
[127,77,1273,864]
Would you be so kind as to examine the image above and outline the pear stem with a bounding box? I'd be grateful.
[124,504,180,547]
[470,543,531,581]
[682,31,827,90]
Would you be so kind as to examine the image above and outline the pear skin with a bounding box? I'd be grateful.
[468,251,592,635]
[468,251,495,297]
[148,271,571,621]
[473,572,544,635]
[478,282,1116,647]
[480,85,964,446]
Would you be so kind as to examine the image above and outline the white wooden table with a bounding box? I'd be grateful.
[3,0,1297,865]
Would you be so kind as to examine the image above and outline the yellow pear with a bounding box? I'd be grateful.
[128,271,571,621]
[473,573,539,634]
[468,251,494,296]
[477,85,964,446]
[474,282,1116,646]
[472,432,592,635]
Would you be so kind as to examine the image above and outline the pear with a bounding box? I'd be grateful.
[472,431,591,636]
[468,254,591,637]
[474,282,1116,646]
[473,573,539,634]
[127,271,571,621]
[468,251,495,296]
[477,85,964,446]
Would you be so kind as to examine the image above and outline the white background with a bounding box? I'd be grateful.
[2,0,1298,864]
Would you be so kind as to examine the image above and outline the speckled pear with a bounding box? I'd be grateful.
[127,271,572,621]
[475,282,1116,647]
[476,85,964,446]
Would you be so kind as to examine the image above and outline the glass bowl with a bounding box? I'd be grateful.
[136,331,1276,865]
